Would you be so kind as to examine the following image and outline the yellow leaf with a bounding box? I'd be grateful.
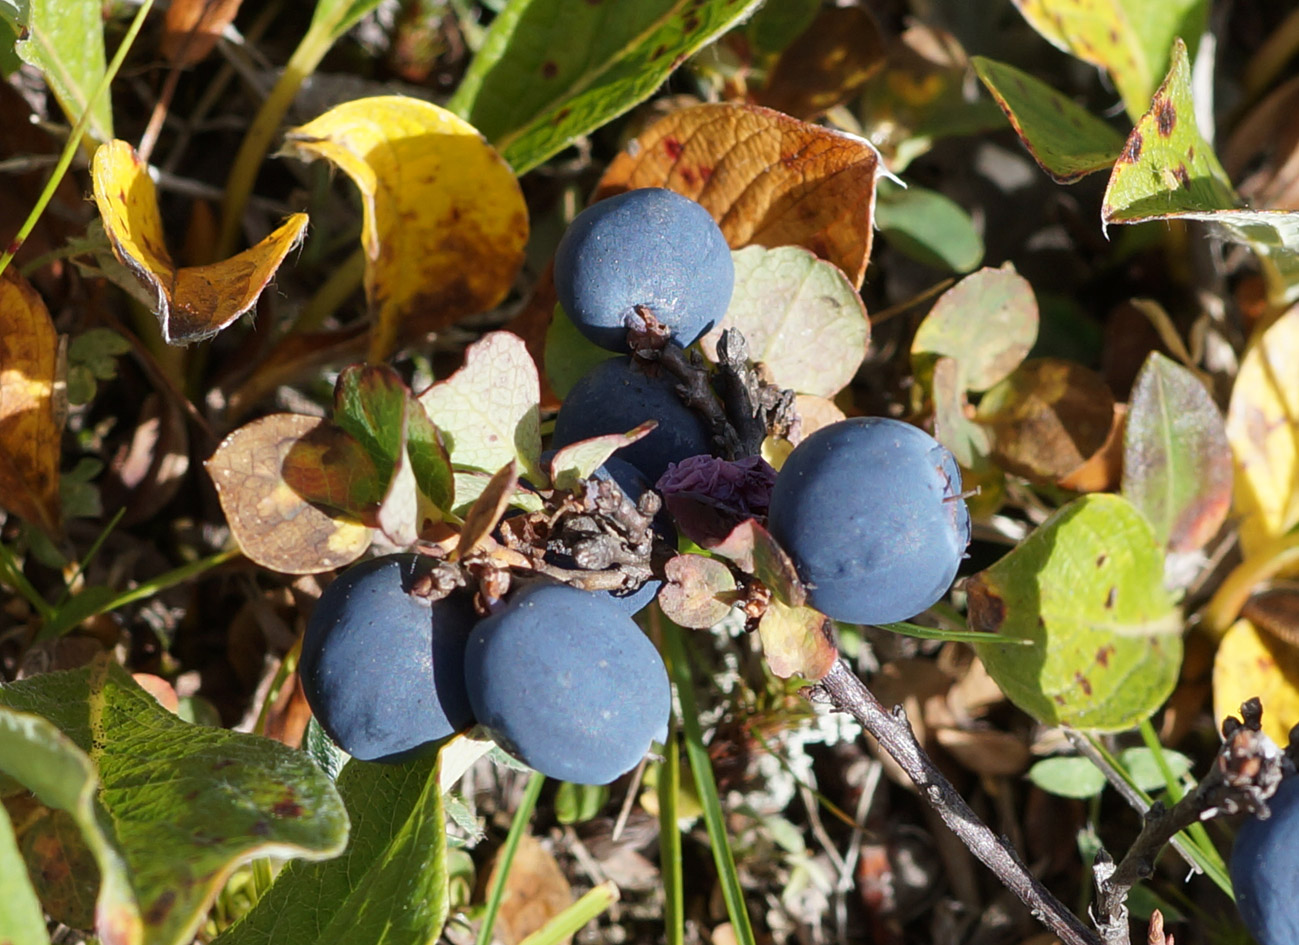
[0,269,63,536]
[91,139,307,345]
[282,96,529,361]
[1226,305,1299,557]
[1213,618,1299,746]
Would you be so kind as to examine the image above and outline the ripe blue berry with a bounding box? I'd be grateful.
[463,582,670,784]
[551,357,713,482]
[300,554,475,763]
[766,417,971,625]
[554,187,734,352]
[1231,774,1299,945]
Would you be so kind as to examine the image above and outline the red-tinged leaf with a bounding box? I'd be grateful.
[0,268,63,537]
[657,554,738,629]
[755,5,885,120]
[548,423,656,493]
[1123,352,1232,551]
[710,518,806,607]
[207,414,372,574]
[595,102,881,288]
[975,358,1117,485]
[282,423,385,521]
[333,363,410,482]
[758,598,836,680]
[456,461,518,558]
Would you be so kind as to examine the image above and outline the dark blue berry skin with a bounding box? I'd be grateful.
[554,188,734,352]
[300,554,476,763]
[1231,775,1299,945]
[463,582,670,784]
[766,418,971,625]
[551,357,713,482]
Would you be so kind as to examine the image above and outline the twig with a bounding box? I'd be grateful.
[1089,703,1286,945]
[811,659,1101,945]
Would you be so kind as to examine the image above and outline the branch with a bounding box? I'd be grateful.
[811,659,1101,945]
[1088,705,1286,945]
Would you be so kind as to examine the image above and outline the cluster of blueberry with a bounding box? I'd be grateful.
[298,188,972,786]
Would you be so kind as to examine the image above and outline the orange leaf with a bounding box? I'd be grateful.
[206,413,372,574]
[282,97,529,362]
[0,269,63,536]
[161,0,244,68]
[91,139,307,345]
[596,102,880,288]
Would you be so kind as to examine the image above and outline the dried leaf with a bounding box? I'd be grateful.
[418,332,543,483]
[969,494,1182,731]
[972,56,1126,183]
[709,518,805,608]
[976,358,1116,485]
[487,834,572,945]
[92,140,306,345]
[1122,352,1232,551]
[1225,305,1299,557]
[456,461,517,558]
[207,414,372,575]
[700,245,869,398]
[757,598,836,680]
[657,554,737,629]
[282,97,527,361]
[756,6,885,120]
[596,102,880,288]
[0,269,62,536]
[1212,619,1299,747]
[161,0,243,67]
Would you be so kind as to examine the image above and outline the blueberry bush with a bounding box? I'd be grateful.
[2,3,1299,945]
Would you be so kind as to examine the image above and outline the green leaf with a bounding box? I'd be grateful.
[405,397,455,515]
[306,0,383,40]
[6,0,111,140]
[1122,352,1232,552]
[1010,0,1208,121]
[1100,40,1299,303]
[1118,746,1192,793]
[449,0,764,174]
[969,494,1183,731]
[701,246,870,398]
[544,303,618,400]
[0,658,349,945]
[215,752,448,945]
[1027,756,1107,799]
[911,264,1039,393]
[334,364,409,485]
[745,0,819,55]
[0,707,107,945]
[418,331,544,485]
[554,781,609,825]
[972,56,1126,183]
[874,181,984,274]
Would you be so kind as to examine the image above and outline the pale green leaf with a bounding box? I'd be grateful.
[11,0,111,140]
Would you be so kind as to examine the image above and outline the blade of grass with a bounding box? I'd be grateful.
[517,881,619,945]
[1137,719,1228,877]
[658,723,683,945]
[0,541,54,620]
[0,0,155,279]
[476,769,545,945]
[54,507,125,607]
[659,613,756,945]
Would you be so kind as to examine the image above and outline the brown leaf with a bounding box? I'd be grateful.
[161,0,244,67]
[757,598,836,680]
[1057,402,1126,493]
[658,554,738,629]
[756,6,885,120]
[456,461,518,558]
[709,517,806,607]
[976,358,1117,485]
[596,102,879,288]
[207,413,373,574]
[486,833,573,945]
[0,269,63,536]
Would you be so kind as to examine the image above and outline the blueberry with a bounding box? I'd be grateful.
[551,357,713,482]
[766,417,971,625]
[463,582,670,784]
[1231,774,1299,945]
[554,188,734,352]
[299,554,476,763]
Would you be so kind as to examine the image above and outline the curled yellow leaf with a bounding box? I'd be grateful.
[91,139,307,345]
[282,96,529,361]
